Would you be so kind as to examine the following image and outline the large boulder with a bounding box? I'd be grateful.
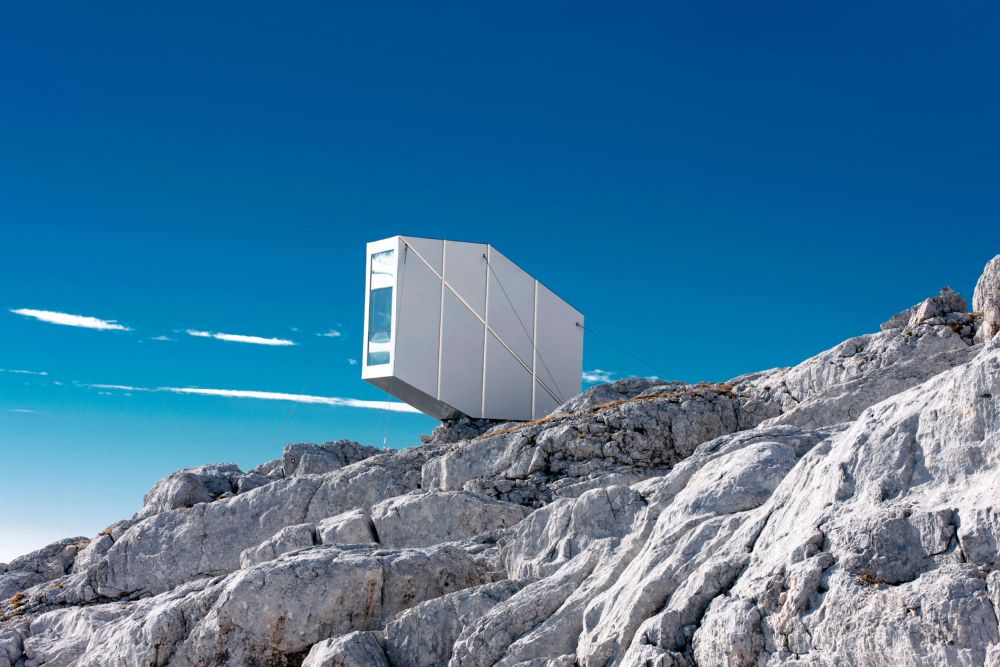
[974,253,1000,343]
[384,580,522,667]
[302,632,389,667]
[239,523,316,568]
[283,440,384,477]
[370,491,529,548]
[880,286,968,330]
[0,538,88,601]
[136,463,270,519]
[317,509,378,546]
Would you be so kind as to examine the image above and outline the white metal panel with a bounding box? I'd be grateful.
[438,288,486,418]
[485,246,535,368]
[393,245,442,398]
[443,240,488,319]
[484,331,533,421]
[533,282,583,418]
[401,236,443,273]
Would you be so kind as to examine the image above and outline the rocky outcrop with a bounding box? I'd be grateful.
[282,440,385,477]
[974,253,1000,343]
[4,255,1000,666]
[136,463,271,519]
[370,491,529,548]
[420,417,507,445]
[0,537,88,601]
[303,631,389,667]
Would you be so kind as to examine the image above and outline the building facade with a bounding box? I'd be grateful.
[362,236,583,421]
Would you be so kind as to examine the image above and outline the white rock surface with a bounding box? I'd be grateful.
[371,491,529,548]
[136,463,271,519]
[974,253,1000,343]
[317,509,378,546]
[302,631,389,667]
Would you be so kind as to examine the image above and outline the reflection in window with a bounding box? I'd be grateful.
[367,249,395,366]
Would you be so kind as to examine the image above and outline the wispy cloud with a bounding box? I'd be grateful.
[162,387,419,412]
[11,308,129,331]
[347,358,358,365]
[84,383,148,391]
[148,335,174,342]
[185,330,296,346]
[0,369,48,376]
[8,408,36,413]
[85,383,419,413]
[318,329,342,338]
[582,368,615,384]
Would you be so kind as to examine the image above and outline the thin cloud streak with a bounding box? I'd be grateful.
[185,330,296,346]
[85,382,419,413]
[0,369,48,376]
[11,308,129,331]
[318,330,342,338]
[84,383,148,392]
[162,387,420,412]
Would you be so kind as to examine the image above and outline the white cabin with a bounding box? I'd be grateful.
[362,236,583,421]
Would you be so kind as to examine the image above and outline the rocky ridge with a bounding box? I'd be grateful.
[1,254,999,666]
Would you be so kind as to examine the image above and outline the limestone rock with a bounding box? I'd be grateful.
[908,286,967,325]
[136,463,271,519]
[370,491,529,548]
[0,538,87,602]
[317,509,378,546]
[423,383,751,508]
[283,440,384,477]
[239,523,316,567]
[880,286,968,330]
[384,580,521,667]
[169,544,484,666]
[554,378,685,414]
[974,253,1000,342]
[503,485,646,580]
[420,417,507,445]
[303,632,389,667]
[87,446,438,597]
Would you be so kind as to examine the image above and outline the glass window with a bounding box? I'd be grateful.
[369,286,392,344]
[367,249,395,366]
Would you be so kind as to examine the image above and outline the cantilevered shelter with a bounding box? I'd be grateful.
[362,236,583,421]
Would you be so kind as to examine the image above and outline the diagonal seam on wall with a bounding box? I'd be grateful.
[401,240,562,406]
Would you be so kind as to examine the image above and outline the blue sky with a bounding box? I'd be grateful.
[2,1,999,561]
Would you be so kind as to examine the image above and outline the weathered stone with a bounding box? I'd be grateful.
[238,523,316,567]
[317,509,378,546]
[303,632,389,667]
[371,491,529,548]
[384,580,521,667]
[136,463,270,519]
[908,286,967,325]
[420,417,507,445]
[283,440,384,477]
[974,253,1000,342]
[0,538,87,602]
